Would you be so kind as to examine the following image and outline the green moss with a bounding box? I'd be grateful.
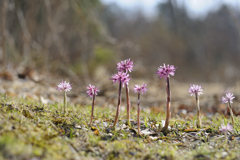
[0,96,239,160]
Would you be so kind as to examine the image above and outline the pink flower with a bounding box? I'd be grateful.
[57,80,72,92]
[219,123,233,133]
[86,84,100,98]
[111,72,131,87]
[188,84,203,96]
[117,58,134,73]
[156,64,177,80]
[220,93,235,104]
[134,83,148,95]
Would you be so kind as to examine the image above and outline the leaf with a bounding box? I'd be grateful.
[182,129,200,132]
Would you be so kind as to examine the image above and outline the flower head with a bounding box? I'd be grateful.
[220,93,235,104]
[134,83,148,95]
[219,123,233,133]
[57,80,72,92]
[188,84,203,96]
[111,72,130,87]
[156,63,177,80]
[86,84,100,98]
[117,58,134,73]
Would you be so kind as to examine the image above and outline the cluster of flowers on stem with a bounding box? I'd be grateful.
[86,84,100,98]
[111,59,134,128]
[219,123,233,143]
[188,84,203,96]
[220,93,235,104]
[156,63,177,134]
[56,80,72,114]
[156,64,177,80]
[219,123,233,133]
[188,84,203,128]
[134,83,148,95]
[55,59,237,137]
[117,58,134,73]
[57,80,72,92]
[220,93,235,127]
[86,84,100,126]
[134,83,148,135]
[111,72,130,87]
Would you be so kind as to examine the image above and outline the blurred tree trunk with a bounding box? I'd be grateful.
[0,0,6,68]
[44,0,69,64]
[17,8,32,66]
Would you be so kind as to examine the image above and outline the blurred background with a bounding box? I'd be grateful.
[1,0,240,84]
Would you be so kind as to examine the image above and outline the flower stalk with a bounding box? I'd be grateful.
[219,123,232,144]
[162,77,171,133]
[189,84,203,128]
[126,84,131,126]
[195,93,202,128]
[111,72,130,129]
[63,91,67,114]
[56,80,72,115]
[113,81,122,128]
[89,94,96,126]
[137,93,141,134]
[220,93,235,128]
[228,102,234,128]
[86,84,100,126]
[134,83,148,135]
[117,59,134,126]
[156,64,177,135]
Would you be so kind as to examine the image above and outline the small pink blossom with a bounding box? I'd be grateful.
[86,84,100,98]
[111,72,130,87]
[219,123,233,133]
[117,58,134,73]
[156,63,177,80]
[57,80,72,92]
[134,83,148,95]
[220,93,235,104]
[188,84,203,96]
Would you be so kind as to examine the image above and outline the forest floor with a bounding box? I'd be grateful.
[0,71,240,160]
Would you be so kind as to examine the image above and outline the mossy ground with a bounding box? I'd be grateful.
[0,95,240,160]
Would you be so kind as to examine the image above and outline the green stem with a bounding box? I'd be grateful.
[137,93,141,135]
[225,131,228,144]
[64,91,66,114]
[196,93,202,128]
[228,102,234,128]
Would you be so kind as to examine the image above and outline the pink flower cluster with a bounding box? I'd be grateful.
[111,72,130,87]
[117,58,134,73]
[219,123,233,133]
[86,84,100,98]
[134,83,148,95]
[220,93,235,104]
[56,80,72,92]
[156,63,177,80]
[188,84,203,96]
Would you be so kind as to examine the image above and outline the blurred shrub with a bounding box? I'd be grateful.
[88,45,115,75]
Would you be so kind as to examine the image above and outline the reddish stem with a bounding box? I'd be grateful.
[113,81,122,129]
[228,102,235,128]
[162,77,171,134]
[137,93,141,135]
[126,84,131,125]
[89,94,95,126]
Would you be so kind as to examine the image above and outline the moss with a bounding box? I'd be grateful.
[0,96,239,159]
